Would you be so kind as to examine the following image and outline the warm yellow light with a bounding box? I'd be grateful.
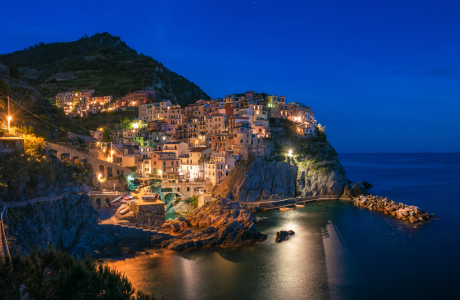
[288,149,293,157]
[133,123,139,129]
[111,151,114,154]
[7,116,11,121]
[98,174,102,179]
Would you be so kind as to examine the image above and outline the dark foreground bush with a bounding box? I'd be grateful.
[0,248,157,300]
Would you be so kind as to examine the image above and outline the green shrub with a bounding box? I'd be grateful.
[0,248,158,299]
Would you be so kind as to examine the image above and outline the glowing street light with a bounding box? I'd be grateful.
[7,116,11,132]
[288,149,293,157]
[98,173,102,180]
[133,123,139,129]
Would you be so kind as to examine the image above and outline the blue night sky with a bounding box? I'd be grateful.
[1,0,459,153]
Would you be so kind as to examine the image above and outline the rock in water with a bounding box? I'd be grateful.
[276,230,295,243]
[156,198,267,250]
[350,182,369,196]
[363,181,373,189]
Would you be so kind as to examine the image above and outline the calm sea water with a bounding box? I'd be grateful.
[110,153,460,300]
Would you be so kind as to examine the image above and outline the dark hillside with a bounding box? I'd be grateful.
[0,32,210,104]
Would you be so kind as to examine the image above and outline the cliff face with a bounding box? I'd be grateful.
[296,160,348,196]
[0,152,94,202]
[213,123,348,200]
[295,139,348,196]
[213,157,297,202]
[5,195,151,258]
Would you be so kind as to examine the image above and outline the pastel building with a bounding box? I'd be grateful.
[204,155,236,185]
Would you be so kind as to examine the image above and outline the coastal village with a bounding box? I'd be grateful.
[0,3,452,296]
[54,89,317,185]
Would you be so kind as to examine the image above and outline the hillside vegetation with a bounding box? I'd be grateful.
[0,135,95,201]
[0,32,210,107]
[0,248,157,299]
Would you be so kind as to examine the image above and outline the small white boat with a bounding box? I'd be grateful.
[279,207,293,212]
[295,204,305,208]
[111,195,124,204]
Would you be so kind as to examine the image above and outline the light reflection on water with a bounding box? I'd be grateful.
[110,202,364,300]
[110,154,460,299]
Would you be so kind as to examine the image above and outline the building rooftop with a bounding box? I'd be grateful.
[190,147,210,153]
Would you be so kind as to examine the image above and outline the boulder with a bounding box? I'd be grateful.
[350,182,369,196]
[363,181,373,189]
[276,230,295,243]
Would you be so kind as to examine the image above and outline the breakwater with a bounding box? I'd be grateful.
[351,194,433,223]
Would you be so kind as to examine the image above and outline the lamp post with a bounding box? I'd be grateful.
[7,116,11,133]
[7,96,11,133]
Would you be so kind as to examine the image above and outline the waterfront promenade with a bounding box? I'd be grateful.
[240,195,339,211]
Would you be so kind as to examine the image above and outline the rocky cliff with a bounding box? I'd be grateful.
[5,194,152,258]
[213,157,297,202]
[296,154,348,197]
[0,150,94,202]
[154,199,267,250]
[213,123,348,200]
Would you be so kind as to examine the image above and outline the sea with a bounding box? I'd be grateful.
[109,153,460,300]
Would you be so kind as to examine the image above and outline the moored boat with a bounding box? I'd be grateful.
[279,207,293,211]
[295,204,305,208]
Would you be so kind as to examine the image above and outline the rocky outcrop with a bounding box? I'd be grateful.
[342,182,369,198]
[212,124,348,201]
[153,199,267,250]
[276,230,295,243]
[5,195,153,258]
[363,181,373,189]
[296,160,348,196]
[214,157,297,202]
[351,195,434,223]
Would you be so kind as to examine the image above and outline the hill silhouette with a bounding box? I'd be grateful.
[0,32,210,107]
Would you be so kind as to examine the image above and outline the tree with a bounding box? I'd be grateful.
[121,116,132,129]
[315,125,327,142]
[0,79,10,96]
[9,66,20,79]
[0,248,158,299]
[102,128,112,142]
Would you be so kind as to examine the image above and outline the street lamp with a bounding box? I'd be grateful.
[111,150,114,163]
[288,149,293,157]
[7,116,11,133]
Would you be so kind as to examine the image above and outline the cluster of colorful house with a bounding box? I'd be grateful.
[57,90,317,185]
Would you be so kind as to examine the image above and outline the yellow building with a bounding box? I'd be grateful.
[267,95,286,107]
